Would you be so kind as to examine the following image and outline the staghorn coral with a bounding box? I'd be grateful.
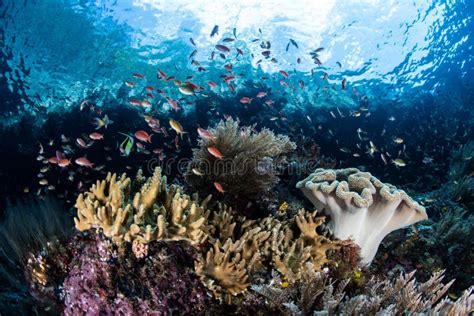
[74,167,211,247]
[185,117,296,199]
[243,268,473,315]
[296,167,428,264]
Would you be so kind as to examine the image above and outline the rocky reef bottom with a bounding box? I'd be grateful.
[0,167,472,315]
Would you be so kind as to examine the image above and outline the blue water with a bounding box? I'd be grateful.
[0,0,472,202]
[1,0,472,123]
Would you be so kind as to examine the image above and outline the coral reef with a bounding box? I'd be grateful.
[195,207,342,302]
[62,233,209,315]
[3,167,472,314]
[243,267,473,315]
[444,141,474,209]
[185,117,296,199]
[296,167,428,264]
[74,167,341,303]
[74,167,211,246]
[373,198,474,294]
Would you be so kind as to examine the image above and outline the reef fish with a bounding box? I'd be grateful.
[197,127,217,142]
[215,44,230,53]
[178,84,195,95]
[240,97,252,104]
[207,147,224,159]
[169,119,186,137]
[89,132,103,140]
[213,181,225,193]
[58,159,71,168]
[75,157,94,168]
[392,158,406,167]
[94,114,113,130]
[210,25,219,37]
[135,130,152,143]
[279,70,289,78]
[118,133,134,156]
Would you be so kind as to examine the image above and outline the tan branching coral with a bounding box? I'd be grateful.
[74,168,340,302]
[297,168,428,264]
[195,239,252,302]
[74,167,211,246]
[270,209,338,282]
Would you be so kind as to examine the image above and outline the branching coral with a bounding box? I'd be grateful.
[74,167,211,247]
[70,167,473,313]
[296,167,428,264]
[185,117,296,198]
[74,168,340,303]
[195,208,340,301]
[244,268,473,315]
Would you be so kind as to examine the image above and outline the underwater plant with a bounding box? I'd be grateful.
[297,168,428,264]
[185,117,296,201]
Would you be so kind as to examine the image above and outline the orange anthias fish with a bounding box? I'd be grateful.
[207,147,224,159]
[75,157,94,168]
[197,127,217,142]
[213,181,225,193]
[135,130,152,143]
[256,91,267,98]
[168,98,180,111]
[89,132,104,140]
[240,97,252,104]
[58,159,71,168]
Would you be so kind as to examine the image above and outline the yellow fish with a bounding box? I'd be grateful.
[278,201,289,214]
[169,119,187,138]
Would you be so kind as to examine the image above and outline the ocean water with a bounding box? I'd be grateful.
[0,0,473,314]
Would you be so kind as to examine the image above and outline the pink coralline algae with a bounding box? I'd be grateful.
[62,233,209,315]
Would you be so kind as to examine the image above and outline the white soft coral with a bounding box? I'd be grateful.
[296,168,428,264]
